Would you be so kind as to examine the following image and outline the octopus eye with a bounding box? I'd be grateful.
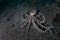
[27,12,30,15]
[34,10,40,16]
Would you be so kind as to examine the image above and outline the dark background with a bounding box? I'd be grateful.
[0,0,60,40]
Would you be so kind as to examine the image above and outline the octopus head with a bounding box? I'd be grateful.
[29,10,36,16]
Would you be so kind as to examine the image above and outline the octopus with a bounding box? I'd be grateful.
[20,10,54,34]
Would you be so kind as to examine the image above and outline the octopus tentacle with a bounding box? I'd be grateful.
[37,21,46,28]
[36,13,46,23]
[21,21,28,28]
[27,21,31,32]
[32,20,45,32]
[35,17,53,34]
[42,23,54,35]
[35,18,46,28]
[45,23,54,28]
[35,18,44,24]
[44,27,52,35]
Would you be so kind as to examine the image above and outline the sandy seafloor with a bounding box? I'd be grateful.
[0,0,60,40]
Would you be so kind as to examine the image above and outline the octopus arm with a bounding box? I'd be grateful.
[45,23,54,28]
[36,12,46,23]
[27,21,31,32]
[36,21,46,28]
[44,28,52,35]
[35,18,43,24]
[35,18,46,28]
[35,19,53,33]
[32,20,45,32]
[21,21,28,28]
